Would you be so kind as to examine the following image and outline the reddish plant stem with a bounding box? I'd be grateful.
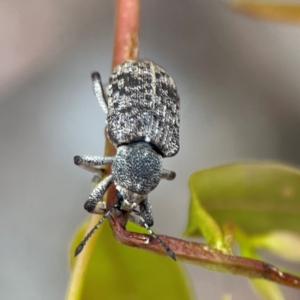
[112,0,140,68]
[105,0,140,209]
[110,211,300,289]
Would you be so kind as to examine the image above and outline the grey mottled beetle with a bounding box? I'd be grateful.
[74,60,180,260]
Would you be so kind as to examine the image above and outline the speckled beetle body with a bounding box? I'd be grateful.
[74,60,180,260]
[107,60,180,157]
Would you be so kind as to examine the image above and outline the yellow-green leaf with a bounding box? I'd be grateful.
[235,228,285,300]
[221,294,232,300]
[185,162,300,238]
[184,186,231,253]
[229,1,300,24]
[250,231,300,261]
[250,279,285,300]
[67,219,193,300]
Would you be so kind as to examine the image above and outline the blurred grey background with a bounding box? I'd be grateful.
[1,0,300,299]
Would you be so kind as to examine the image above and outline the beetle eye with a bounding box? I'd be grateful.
[116,189,123,201]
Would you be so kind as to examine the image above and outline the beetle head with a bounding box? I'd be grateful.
[112,145,162,210]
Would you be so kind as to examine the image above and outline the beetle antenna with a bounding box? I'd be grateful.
[144,223,176,261]
[132,212,176,261]
[75,208,112,256]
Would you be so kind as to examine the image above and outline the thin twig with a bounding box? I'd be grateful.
[109,210,300,289]
[112,0,140,68]
[106,0,140,209]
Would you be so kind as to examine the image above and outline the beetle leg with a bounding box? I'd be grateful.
[139,198,154,227]
[74,155,114,175]
[91,72,108,114]
[84,175,113,214]
[161,169,176,181]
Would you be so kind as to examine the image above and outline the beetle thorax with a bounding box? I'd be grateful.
[112,144,163,196]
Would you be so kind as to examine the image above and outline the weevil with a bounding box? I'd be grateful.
[74,60,180,260]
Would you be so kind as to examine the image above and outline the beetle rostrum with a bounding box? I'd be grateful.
[74,60,180,260]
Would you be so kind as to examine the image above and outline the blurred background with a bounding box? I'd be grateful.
[1,0,300,299]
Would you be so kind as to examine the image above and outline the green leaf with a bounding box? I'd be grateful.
[184,161,300,299]
[68,220,194,300]
[220,294,232,300]
[185,162,300,238]
[184,186,231,253]
[235,228,286,300]
[249,231,300,262]
[250,279,285,300]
